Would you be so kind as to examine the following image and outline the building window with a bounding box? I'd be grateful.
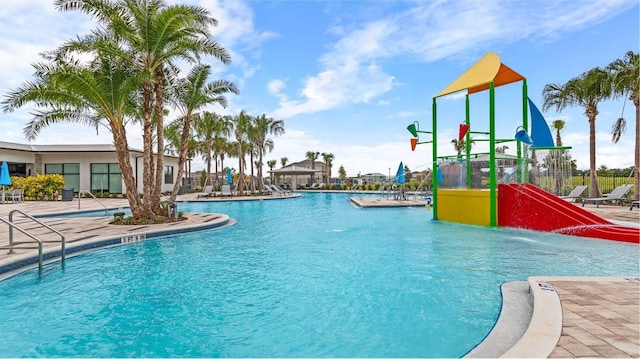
[45,163,80,191]
[164,166,174,184]
[91,163,122,194]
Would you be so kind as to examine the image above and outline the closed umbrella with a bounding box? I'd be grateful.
[226,168,233,185]
[394,161,405,184]
[0,162,11,203]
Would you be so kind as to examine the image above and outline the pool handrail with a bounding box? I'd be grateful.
[77,190,109,215]
[8,209,66,264]
[0,216,43,273]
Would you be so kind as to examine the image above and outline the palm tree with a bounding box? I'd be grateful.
[252,114,285,191]
[607,51,639,201]
[193,112,229,187]
[543,67,613,197]
[321,152,334,185]
[167,64,238,201]
[54,0,231,217]
[232,110,252,196]
[305,151,319,184]
[279,156,288,184]
[451,139,474,157]
[267,160,277,184]
[552,119,565,146]
[2,52,148,215]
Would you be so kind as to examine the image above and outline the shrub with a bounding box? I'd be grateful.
[18,174,65,200]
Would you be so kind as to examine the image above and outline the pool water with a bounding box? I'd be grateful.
[0,193,637,357]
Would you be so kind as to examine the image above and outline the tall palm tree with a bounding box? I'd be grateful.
[607,51,639,201]
[267,159,277,184]
[279,156,288,184]
[321,152,334,185]
[193,112,229,186]
[232,110,252,196]
[167,64,238,201]
[543,67,612,197]
[2,52,148,215]
[252,113,285,191]
[306,151,319,184]
[552,119,565,146]
[54,0,231,216]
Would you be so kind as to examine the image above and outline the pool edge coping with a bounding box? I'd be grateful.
[0,213,235,280]
[499,276,637,358]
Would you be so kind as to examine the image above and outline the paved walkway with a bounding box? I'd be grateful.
[550,279,639,358]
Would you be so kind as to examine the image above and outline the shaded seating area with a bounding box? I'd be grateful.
[582,184,633,208]
[558,185,587,202]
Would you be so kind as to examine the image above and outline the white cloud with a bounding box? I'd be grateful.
[270,0,634,118]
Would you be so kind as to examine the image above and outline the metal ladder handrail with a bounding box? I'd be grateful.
[77,190,109,215]
[8,209,66,263]
[0,217,43,273]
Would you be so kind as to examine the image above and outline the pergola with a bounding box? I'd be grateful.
[269,166,319,190]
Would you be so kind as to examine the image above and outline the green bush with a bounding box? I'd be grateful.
[15,174,65,200]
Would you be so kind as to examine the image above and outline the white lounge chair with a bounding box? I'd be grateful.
[559,185,587,202]
[221,184,233,197]
[197,185,214,198]
[582,184,633,208]
[272,184,292,195]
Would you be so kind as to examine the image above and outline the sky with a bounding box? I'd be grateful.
[0,0,638,178]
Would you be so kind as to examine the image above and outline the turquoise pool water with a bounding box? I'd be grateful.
[0,192,637,357]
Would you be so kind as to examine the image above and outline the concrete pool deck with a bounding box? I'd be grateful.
[0,192,638,357]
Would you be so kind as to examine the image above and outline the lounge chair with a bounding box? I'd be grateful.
[630,200,639,211]
[559,185,587,202]
[582,184,633,208]
[272,184,292,195]
[221,184,233,197]
[197,185,214,198]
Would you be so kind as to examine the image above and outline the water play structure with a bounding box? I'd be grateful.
[409,52,638,243]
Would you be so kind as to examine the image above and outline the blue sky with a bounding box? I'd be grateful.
[0,0,638,177]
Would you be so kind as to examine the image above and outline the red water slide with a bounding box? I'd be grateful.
[498,183,639,243]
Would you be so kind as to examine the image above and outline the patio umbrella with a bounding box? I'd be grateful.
[394,161,405,184]
[0,162,11,190]
[226,168,233,185]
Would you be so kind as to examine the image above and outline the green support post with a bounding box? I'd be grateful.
[489,82,497,227]
[432,97,438,220]
[465,95,472,188]
[522,79,529,183]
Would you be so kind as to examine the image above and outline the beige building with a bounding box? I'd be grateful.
[0,141,180,194]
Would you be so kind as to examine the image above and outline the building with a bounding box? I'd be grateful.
[361,172,387,183]
[0,141,180,194]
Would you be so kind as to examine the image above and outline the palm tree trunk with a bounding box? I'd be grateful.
[113,125,143,215]
[206,143,212,186]
[152,70,165,213]
[141,84,155,218]
[588,116,600,197]
[169,114,192,202]
[237,141,244,196]
[634,100,639,201]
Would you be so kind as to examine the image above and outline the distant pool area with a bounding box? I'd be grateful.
[36,207,132,218]
[0,192,637,357]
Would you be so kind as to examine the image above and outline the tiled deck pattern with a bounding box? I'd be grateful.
[549,280,640,358]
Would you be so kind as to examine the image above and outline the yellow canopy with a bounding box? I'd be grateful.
[434,52,525,98]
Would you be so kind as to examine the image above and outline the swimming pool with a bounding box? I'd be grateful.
[0,192,637,357]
